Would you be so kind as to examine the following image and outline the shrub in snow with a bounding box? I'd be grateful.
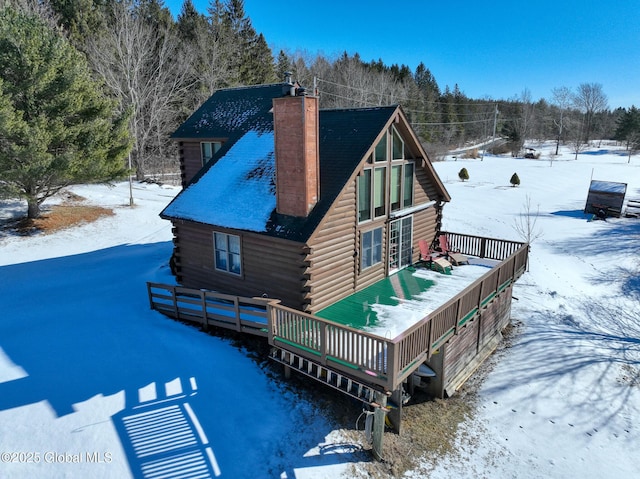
[510,172,521,187]
[458,168,469,182]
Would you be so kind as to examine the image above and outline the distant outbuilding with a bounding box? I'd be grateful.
[584,180,627,218]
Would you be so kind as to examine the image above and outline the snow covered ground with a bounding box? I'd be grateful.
[0,141,639,478]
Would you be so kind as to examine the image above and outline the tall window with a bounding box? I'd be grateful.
[403,162,414,208]
[214,232,241,275]
[391,165,402,211]
[374,134,387,162]
[390,163,414,212]
[358,128,414,222]
[392,127,404,160]
[373,167,386,217]
[201,141,222,165]
[358,170,372,222]
[361,227,383,270]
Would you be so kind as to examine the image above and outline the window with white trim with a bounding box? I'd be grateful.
[214,232,241,275]
[361,227,383,270]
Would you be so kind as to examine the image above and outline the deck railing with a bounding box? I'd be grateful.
[268,303,395,388]
[147,233,528,392]
[146,283,272,337]
[390,240,528,387]
[441,231,526,261]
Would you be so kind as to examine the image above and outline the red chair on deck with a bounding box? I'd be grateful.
[418,239,452,274]
[437,234,469,266]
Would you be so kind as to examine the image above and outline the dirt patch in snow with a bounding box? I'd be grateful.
[1,193,114,235]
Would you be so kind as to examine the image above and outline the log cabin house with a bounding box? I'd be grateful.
[150,78,528,456]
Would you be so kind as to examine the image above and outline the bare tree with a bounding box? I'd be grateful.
[567,114,588,160]
[87,1,194,179]
[502,89,535,156]
[550,86,573,155]
[513,195,543,271]
[573,83,608,145]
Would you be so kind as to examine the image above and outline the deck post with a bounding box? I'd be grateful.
[372,391,388,461]
[388,387,403,434]
[201,291,208,331]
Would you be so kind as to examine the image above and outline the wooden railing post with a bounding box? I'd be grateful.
[201,291,208,330]
[172,286,178,319]
[233,296,241,332]
[320,322,327,365]
[266,301,276,346]
[386,341,397,390]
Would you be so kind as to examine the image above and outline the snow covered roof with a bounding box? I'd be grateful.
[161,131,276,232]
[589,180,627,194]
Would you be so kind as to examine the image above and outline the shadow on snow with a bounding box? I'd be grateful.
[0,243,366,478]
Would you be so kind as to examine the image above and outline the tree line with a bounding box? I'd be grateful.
[1,0,639,218]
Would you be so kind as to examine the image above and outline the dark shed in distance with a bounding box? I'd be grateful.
[584,180,627,218]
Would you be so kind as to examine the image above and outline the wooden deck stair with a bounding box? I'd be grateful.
[269,346,384,405]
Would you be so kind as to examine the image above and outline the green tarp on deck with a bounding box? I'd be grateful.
[316,268,435,330]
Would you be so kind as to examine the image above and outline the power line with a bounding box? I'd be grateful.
[316,77,501,108]
[412,118,495,126]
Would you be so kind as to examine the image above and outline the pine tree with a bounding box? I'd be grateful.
[614,106,640,151]
[510,173,521,187]
[458,168,469,182]
[0,8,129,218]
[413,62,441,142]
[177,0,208,44]
[222,0,274,85]
[275,50,292,82]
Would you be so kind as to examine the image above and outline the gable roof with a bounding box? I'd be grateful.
[162,84,450,242]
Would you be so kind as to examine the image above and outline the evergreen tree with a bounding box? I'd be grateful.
[510,173,521,187]
[0,8,129,218]
[222,0,274,85]
[275,50,292,82]
[48,0,108,48]
[177,0,208,43]
[440,86,459,145]
[135,0,173,31]
[413,62,441,142]
[453,84,466,142]
[614,106,640,151]
[458,167,469,182]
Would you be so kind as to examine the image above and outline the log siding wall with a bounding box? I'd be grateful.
[172,220,307,309]
[179,141,203,187]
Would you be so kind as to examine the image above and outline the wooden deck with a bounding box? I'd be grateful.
[147,232,528,395]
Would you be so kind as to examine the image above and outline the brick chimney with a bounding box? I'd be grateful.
[272,85,319,217]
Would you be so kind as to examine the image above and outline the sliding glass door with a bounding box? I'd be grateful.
[389,216,413,273]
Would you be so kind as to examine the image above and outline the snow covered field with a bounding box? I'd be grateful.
[1,141,639,478]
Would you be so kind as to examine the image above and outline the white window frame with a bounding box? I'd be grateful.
[361,227,383,270]
[213,231,242,276]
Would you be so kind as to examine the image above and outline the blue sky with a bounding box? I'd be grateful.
[168,0,639,109]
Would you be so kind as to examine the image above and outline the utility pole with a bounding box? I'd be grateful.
[491,103,499,147]
[128,152,134,206]
[482,103,499,162]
